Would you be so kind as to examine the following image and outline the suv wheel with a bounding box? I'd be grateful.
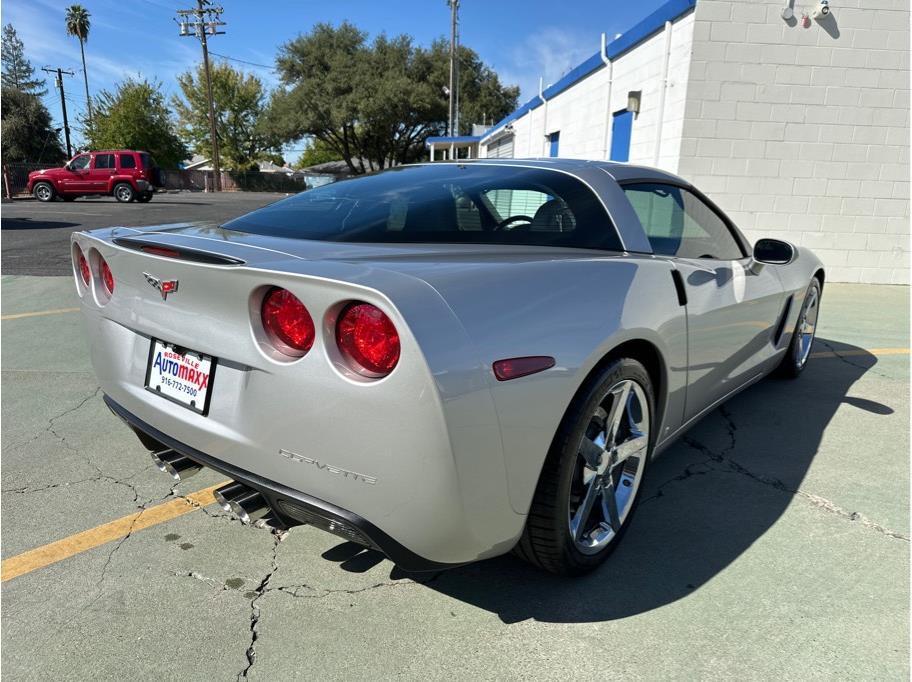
[136,191,153,203]
[113,183,135,203]
[33,182,55,202]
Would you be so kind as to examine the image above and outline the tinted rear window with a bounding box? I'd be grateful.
[223,164,621,250]
[119,154,136,169]
[95,153,115,169]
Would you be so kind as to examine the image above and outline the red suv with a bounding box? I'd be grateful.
[28,150,162,203]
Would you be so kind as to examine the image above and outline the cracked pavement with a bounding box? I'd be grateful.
[2,276,909,679]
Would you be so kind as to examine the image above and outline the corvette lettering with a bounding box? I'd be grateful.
[152,351,209,389]
[278,449,377,485]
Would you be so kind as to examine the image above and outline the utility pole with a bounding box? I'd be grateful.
[42,67,75,158]
[447,0,460,139]
[177,1,225,191]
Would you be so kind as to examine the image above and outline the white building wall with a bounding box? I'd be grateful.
[678,0,910,284]
[484,11,696,172]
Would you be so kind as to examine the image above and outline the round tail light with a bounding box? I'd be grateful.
[100,256,114,294]
[335,302,400,377]
[77,247,90,286]
[261,287,315,356]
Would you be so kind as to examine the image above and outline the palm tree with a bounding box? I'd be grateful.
[65,4,92,124]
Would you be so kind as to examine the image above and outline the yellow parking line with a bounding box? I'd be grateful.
[1,481,228,582]
[1,307,79,320]
[810,348,910,359]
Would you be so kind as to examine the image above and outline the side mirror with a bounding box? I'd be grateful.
[753,238,795,265]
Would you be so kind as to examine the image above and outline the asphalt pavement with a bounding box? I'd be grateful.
[1,274,908,679]
[0,192,286,276]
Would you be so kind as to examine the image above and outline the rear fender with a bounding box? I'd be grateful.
[418,255,688,516]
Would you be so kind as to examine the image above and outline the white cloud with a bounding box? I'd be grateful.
[495,27,599,102]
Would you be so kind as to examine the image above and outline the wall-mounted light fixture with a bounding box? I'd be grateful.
[627,90,642,116]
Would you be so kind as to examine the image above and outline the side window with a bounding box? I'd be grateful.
[69,154,90,170]
[622,183,743,260]
[94,153,115,169]
[119,154,136,169]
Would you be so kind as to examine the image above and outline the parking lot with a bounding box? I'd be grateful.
[1,192,287,275]
[1,195,909,679]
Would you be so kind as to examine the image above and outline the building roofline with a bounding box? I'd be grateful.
[425,135,482,147]
[480,0,696,144]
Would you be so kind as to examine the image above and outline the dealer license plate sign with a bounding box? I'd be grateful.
[145,339,216,415]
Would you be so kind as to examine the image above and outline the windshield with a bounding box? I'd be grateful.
[223,164,622,251]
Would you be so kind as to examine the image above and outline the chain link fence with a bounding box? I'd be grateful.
[2,162,336,198]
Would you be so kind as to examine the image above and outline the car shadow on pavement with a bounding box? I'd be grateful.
[1,218,81,230]
[335,338,889,623]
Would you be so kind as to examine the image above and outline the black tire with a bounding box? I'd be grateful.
[136,192,153,203]
[62,196,76,202]
[777,278,822,379]
[515,357,656,576]
[33,182,55,202]
[113,183,135,203]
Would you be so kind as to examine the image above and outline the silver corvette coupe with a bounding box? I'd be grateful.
[73,159,823,575]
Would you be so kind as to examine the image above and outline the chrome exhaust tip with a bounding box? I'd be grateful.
[151,449,202,481]
[213,481,247,513]
[213,482,269,525]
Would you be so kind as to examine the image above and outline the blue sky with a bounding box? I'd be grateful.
[3,0,670,155]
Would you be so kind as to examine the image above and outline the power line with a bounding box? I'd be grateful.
[447,0,460,139]
[208,51,276,71]
[176,0,225,191]
[41,67,75,157]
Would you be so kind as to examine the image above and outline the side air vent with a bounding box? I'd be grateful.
[112,237,246,265]
[772,294,794,346]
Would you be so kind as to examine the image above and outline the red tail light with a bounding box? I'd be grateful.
[77,247,90,286]
[261,287,315,356]
[100,256,114,294]
[336,302,400,377]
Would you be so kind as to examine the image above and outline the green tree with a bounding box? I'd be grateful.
[1,87,65,162]
[426,39,520,135]
[295,137,342,169]
[173,62,279,170]
[65,5,93,123]
[1,24,46,95]
[83,78,187,167]
[262,22,518,174]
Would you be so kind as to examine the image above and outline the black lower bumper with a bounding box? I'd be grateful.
[104,395,459,572]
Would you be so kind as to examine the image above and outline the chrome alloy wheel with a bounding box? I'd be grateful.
[795,285,820,368]
[115,185,133,202]
[568,379,650,554]
[35,184,52,201]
